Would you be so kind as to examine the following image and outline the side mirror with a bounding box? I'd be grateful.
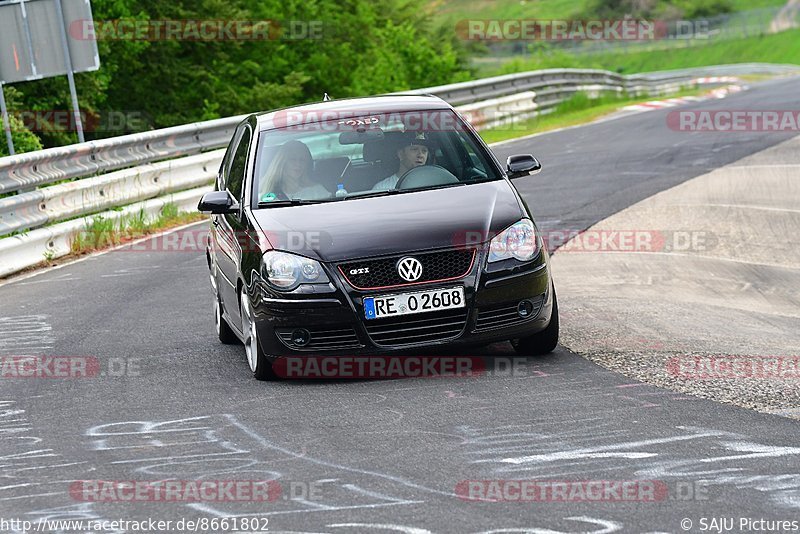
[506,154,542,179]
[198,191,239,214]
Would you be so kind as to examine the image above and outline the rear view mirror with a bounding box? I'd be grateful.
[506,154,542,179]
[198,191,239,214]
[339,128,384,145]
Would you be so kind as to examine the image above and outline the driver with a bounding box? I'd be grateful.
[372,131,432,190]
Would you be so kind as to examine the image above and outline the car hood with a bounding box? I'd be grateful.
[251,180,525,262]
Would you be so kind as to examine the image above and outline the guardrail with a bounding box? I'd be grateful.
[406,63,800,128]
[0,186,209,279]
[0,150,224,235]
[406,68,681,106]
[451,69,692,129]
[0,116,242,195]
[0,62,798,278]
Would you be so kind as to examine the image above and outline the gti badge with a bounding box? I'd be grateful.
[397,257,423,282]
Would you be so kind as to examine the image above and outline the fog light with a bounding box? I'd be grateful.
[291,329,311,347]
[517,300,534,318]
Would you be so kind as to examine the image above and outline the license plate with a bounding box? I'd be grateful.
[363,287,465,320]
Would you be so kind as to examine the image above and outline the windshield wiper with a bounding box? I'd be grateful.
[339,183,467,201]
[340,189,404,200]
[257,198,328,208]
[417,182,467,192]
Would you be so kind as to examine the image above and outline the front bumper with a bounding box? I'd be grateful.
[249,248,554,358]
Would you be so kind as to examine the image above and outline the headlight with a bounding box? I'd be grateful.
[488,219,538,263]
[261,251,329,291]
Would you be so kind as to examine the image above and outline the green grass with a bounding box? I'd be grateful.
[159,202,179,220]
[427,0,591,22]
[480,27,800,76]
[589,28,800,74]
[70,203,205,254]
[728,0,791,8]
[478,86,706,144]
[426,0,786,23]
[122,209,149,235]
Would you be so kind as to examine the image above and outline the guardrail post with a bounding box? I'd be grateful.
[54,0,86,144]
[0,82,14,156]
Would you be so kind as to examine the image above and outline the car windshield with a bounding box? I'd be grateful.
[252,108,501,206]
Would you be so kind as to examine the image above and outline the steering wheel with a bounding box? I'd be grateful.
[394,165,460,190]
[463,166,488,182]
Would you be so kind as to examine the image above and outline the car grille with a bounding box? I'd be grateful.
[339,249,475,290]
[276,326,362,351]
[364,308,468,347]
[474,295,544,332]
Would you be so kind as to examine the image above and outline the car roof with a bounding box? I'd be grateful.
[255,94,453,130]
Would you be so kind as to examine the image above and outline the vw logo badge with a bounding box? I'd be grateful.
[397,257,423,282]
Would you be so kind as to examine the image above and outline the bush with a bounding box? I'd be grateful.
[0,115,43,157]
[4,0,472,150]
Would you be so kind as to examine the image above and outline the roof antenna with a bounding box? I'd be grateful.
[323,93,332,102]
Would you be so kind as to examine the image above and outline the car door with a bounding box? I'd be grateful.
[214,124,252,327]
[208,127,236,299]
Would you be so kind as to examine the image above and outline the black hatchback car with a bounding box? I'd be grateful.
[199,95,558,379]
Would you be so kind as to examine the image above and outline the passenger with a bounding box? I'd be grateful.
[259,140,330,201]
[372,132,432,190]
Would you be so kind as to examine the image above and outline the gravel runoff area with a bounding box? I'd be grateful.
[551,133,800,419]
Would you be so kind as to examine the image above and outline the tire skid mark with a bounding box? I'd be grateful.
[0,400,117,532]
[0,315,55,355]
[79,414,433,519]
[454,421,800,509]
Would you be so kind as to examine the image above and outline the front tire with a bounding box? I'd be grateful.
[240,290,277,380]
[211,271,238,345]
[214,296,239,344]
[514,289,559,355]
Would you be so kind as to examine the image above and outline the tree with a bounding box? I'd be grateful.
[5,0,472,150]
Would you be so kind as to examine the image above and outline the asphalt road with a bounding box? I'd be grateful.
[1,77,799,533]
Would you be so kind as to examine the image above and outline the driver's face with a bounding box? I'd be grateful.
[284,156,308,182]
[398,144,429,170]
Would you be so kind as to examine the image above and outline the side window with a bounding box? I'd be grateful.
[227,126,252,200]
[217,125,242,191]
[451,131,492,180]
[456,133,479,165]
[436,133,466,179]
